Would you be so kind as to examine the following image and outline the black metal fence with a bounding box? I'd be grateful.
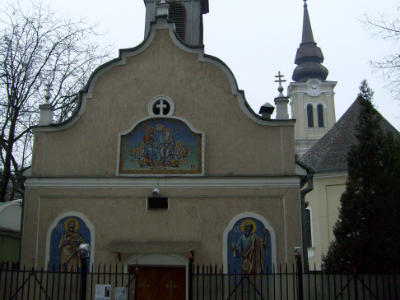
[1,262,399,300]
[191,265,400,300]
[0,262,135,300]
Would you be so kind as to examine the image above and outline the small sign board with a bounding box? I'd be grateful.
[115,287,127,300]
[95,284,111,300]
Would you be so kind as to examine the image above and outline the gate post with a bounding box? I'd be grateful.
[353,268,359,300]
[295,250,304,300]
[78,243,90,300]
[80,257,87,300]
[188,251,194,300]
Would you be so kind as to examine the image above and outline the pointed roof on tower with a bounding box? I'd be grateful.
[292,0,328,82]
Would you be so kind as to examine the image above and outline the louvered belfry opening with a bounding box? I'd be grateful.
[169,1,186,41]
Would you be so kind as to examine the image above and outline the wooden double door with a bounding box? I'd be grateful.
[133,266,186,300]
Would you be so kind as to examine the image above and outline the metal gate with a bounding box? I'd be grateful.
[0,263,135,300]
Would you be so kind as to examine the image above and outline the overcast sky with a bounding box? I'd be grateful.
[15,0,400,129]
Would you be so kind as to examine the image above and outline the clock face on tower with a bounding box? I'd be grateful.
[307,80,321,96]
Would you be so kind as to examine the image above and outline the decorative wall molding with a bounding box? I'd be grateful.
[26,176,301,189]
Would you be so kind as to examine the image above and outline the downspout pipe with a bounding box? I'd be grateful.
[297,159,314,272]
[19,167,31,265]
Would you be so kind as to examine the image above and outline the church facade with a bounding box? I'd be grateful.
[20,0,304,294]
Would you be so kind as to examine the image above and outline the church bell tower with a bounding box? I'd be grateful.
[288,0,337,156]
[143,0,209,46]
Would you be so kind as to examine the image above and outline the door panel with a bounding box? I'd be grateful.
[159,268,186,300]
[134,266,186,300]
[135,267,159,300]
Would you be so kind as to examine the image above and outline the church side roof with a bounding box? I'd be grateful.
[299,97,399,173]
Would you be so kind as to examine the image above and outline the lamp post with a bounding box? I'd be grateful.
[78,243,89,300]
[295,247,304,300]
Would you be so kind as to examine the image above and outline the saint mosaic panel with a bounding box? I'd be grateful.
[227,217,272,274]
[49,216,91,271]
[119,118,202,174]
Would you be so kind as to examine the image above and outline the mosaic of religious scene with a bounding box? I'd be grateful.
[49,216,91,271]
[228,217,272,274]
[120,118,202,174]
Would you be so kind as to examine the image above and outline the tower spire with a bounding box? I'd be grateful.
[301,0,315,44]
[292,0,328,82]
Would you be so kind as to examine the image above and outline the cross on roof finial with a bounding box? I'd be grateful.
[44,82,52,104]
[274,71,286,96]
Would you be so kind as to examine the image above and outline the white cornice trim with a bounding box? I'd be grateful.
[314,171,347,179]
[25,176,300,189]
[288,80,337,88]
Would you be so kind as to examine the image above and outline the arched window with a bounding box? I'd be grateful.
[317,104,324,127]
[307,104,314,128]
[169,2,186,41]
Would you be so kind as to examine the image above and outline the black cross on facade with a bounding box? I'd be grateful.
[153,99,170,115]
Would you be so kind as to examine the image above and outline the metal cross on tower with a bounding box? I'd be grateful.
[274,71,286,95]
[44,82,52,104]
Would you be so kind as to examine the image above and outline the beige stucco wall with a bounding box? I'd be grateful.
[23,24,302,268]
[306,173,346,269]
[21,186,301,267]
[31,28,295,178]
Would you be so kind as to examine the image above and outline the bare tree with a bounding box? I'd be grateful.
[364,13,400,96]
[0,3,109,201]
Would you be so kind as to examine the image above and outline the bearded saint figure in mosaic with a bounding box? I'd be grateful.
[59,218,85,271]
[232,219,269,274]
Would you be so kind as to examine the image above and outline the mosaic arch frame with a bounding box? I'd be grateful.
[117,116,205,176]
[45,212,95,271]
[223,212,277,274]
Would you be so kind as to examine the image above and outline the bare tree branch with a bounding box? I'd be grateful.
[0,3,110,201]
[363,12,400,97]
